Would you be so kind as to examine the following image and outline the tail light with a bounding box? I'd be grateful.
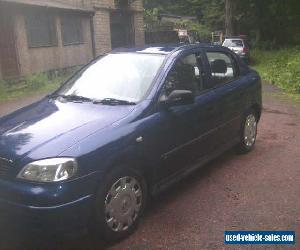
[243,47,249,53]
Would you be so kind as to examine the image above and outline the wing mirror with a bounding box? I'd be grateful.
[160,90,195,107]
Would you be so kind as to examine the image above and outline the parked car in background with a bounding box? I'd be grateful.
[0,44,261,243]
[223,37,250,63]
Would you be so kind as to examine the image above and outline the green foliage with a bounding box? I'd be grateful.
[0,71,73,103]
[25,73,49,90]
[253,47,300,94]
[144,8,174,31]
[176,20,211,41]
[144,0,300,46]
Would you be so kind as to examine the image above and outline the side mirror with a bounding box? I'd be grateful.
[160,90,195,107]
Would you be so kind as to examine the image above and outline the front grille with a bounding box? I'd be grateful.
[0,158,12,178]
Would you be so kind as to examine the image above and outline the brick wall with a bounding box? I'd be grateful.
[57,0,145,55]
[0,0,145,78]
[93,10,112,55]
[134,12,145,46]
[14,10,93,76]
[130,0,143,11]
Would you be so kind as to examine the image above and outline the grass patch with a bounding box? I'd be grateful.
[252,47,300,94]
[0,69,77,103]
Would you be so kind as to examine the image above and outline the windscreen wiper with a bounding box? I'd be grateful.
[50,94,93,103]
[93,98,136,105]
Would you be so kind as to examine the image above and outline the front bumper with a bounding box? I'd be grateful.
[0,172,101,234]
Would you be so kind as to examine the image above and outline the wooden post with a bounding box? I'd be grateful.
[225,0,234,37]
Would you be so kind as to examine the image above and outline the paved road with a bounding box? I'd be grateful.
[0,83,299,250]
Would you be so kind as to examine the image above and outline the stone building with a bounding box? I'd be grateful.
[0,0,145,79]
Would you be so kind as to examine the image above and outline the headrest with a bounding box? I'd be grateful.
[211,59,227,74]
[182,55,197,65]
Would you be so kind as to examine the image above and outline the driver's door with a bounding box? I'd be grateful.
[155,53,202,182]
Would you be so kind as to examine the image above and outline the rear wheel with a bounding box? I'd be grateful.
[236,110,258,154]
[92,167,147,242]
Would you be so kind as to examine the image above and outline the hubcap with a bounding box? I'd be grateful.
[104,176,142,232]
[244,114,257,148]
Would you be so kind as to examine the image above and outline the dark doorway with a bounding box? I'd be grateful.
[0,6,20,78]
[110,11,134,49]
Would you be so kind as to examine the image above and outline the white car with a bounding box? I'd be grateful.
[222,38,250,63]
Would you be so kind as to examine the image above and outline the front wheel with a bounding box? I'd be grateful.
[236,110,258,154]
[92,167,147,243]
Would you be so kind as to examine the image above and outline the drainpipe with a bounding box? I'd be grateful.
[90,12,96,58]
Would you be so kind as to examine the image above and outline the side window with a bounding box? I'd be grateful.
[206,52,238,86]
[163,53,204,97]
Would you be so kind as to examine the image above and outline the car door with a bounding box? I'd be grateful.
[204,49,246,148]
[154,52,203,182]
[189,50,221,158]
[155,51,222,183]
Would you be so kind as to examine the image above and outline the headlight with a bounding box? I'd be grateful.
[17,158,78,183]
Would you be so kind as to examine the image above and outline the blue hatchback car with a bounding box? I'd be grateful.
[0,44,261,241]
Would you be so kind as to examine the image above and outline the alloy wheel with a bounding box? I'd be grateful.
[104,176,143,232]
[243,114,257,148]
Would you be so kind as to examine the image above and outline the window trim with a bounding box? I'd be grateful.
[159,51,208,100]
[204,50,241,88]
[25,11,58,48]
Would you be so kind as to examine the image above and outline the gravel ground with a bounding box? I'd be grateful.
[0,93,46,117]
[0,83,299,250]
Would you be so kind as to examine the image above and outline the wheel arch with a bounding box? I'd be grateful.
[251,103,262,121]
[95,151,156,196]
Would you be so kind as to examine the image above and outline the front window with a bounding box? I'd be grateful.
[162,53,205,97]
[57,53,165,102]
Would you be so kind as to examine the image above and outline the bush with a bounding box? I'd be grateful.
[25,73,49,90]
[252,47,300,93]
[0,80,7,100]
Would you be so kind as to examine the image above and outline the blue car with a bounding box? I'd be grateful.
[0,44,261,242]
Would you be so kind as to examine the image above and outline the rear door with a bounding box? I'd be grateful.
[187,50,220,158]
[204,49,246,147]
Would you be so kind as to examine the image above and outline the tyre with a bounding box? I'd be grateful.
[236,110,258,154]
[92,167,147,243]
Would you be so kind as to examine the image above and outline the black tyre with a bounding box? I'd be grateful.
[236,110,258,154]
[92,167,147,243]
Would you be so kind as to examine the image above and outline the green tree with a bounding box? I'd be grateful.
[143,0,300,46]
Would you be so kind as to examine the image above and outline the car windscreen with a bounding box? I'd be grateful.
[223,39,244,47]
[56,53,166,103]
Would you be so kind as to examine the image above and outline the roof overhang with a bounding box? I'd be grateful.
[0,0,94,13]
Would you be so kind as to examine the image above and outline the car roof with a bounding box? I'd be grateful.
[111,43,218,55]
[224,38,244,41]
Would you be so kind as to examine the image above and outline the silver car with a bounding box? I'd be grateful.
[222,38,250,63]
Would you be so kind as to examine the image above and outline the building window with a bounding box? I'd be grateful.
[26,12,57,48]
[61,15,83,45]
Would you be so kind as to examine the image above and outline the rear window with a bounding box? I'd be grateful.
[223,39,244,47]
